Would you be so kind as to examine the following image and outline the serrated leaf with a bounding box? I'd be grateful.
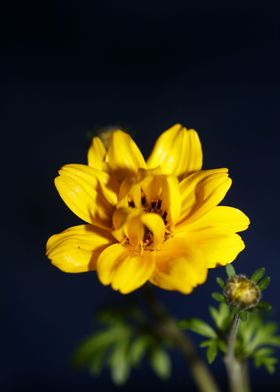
[150,348,171,380]
[239,314,280,356]
[258,277,271,291]
[254,355,278,374]
[178,319,217,338]
[254,347,274,358]
[264,357,278,374]
[212,292,225,302]
[216,277,225,288]
[209,303,230,330]
[225,264,236,278]
[250,267,266,283]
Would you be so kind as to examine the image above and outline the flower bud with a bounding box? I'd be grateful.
[223,275,261,310]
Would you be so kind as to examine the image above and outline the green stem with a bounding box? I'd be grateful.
[224,314,251,392]
[142,285,220,392]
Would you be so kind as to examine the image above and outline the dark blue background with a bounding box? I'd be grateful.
[1,1,280,391]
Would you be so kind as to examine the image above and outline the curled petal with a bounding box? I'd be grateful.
[55,164,119,227]
[141,213,165,250]
[87,137,107,170]
[97,244,155,293]
[46,225,113,272]
[112,207,142,245]
[141,174,163,203]
[112,209,166,251]
[117,177,142,208]
[161,176,181,228]
[125,211,144,248]
[147,124,203,177]
[107,130,147,181]
[150,238,207,294]
[178,169,232,225]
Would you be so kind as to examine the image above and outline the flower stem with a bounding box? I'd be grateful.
[142,285,220,392]
[224,314,251,392]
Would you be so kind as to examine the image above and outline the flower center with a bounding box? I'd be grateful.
[128,192,168,225]
[126,191,171,251]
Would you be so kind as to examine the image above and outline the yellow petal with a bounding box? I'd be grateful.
[87,137,106,170]
[96,244,155,294]
[62,164,119,206]
[185,228,245,268]
[147,124,203,177]
[141,213,165,250]
[186,206,250,232]
[117,177,142,208]
[112,207,142,245]
[140,173,163,203]
[178,169,232,225]
[107,130,147,181]
[55,164,118,227]
[125,211,144,249]
[46,225,113,272]
[150,238,207,294]
[161,176,181,228]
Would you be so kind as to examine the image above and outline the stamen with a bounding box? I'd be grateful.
[162,211,168,224]
[141,195,146,206]
[126,191,171,251]
[151,201,157,209]
[143,227,153,247]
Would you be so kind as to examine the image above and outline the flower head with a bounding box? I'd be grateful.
[46,124,250,294]
[224,275,261,310]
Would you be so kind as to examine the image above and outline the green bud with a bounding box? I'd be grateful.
[224,275,261,310]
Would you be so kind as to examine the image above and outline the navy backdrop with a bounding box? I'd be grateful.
[1,1,280,391]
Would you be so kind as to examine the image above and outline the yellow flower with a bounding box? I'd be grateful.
[46,124,250,294]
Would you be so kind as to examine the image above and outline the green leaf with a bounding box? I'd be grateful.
[263,357,278,374]
[129,335,151,366]
[216,277,225,288]
[150,348,171,380]
[250,267,266,283]
[200,340,218,364]
[109,340,131,385]
[73,329,120,368]
[212,292,225,303]
[239,312,248,322]
[217,339,227,353]
[207,341,218,364]
[209,303,231,330]
[225,264,236,278]
[254,352,278,374]
[178,319,217,338]
[254,347,274,358]
[88,347,107,376]
[257,301,272,311]
[258,277,271,291]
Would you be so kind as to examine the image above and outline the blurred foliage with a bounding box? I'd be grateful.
[178,265,280,372]
[73,265,280,386]
[73,302,172,385]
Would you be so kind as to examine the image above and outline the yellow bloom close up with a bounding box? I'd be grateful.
[46,124,250,294]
